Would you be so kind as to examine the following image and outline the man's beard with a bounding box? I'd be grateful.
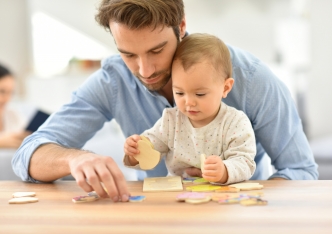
[134,69,171,91]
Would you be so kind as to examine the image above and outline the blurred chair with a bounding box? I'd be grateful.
[310,136,332,179]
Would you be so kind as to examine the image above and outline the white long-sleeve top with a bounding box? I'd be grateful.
[124,103,256,184]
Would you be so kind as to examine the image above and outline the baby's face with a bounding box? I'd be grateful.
[172,60,226,128]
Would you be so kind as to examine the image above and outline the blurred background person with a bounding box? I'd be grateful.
[0,63,30,148]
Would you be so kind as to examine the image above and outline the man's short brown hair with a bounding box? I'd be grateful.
[173,33,232,80]
[96,0,184,38]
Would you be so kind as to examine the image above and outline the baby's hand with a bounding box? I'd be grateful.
[124,134,141,165]
[202,155,227,183]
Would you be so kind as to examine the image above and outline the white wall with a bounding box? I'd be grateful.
[0,0,30,97]
[308,0,332,139]
[0,0,331,140]
[184,0,289,64]
[28,0,116,53]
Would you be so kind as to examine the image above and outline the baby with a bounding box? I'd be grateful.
[124,33,256,184]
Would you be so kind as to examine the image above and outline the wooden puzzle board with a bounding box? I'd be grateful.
[143,176,183,192]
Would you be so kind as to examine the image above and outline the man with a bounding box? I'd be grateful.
[12,0,318,202]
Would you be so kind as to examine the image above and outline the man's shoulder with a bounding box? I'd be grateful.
[95,54,137,85]
[226,44,261,72]
[222,103,249,121]
[101,54,125,69]
[226,44,281,90]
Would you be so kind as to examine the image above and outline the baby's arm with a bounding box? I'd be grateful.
[220,112,256,184]
[124,134,141,166]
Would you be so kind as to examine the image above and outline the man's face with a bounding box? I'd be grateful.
[110,22,180,91]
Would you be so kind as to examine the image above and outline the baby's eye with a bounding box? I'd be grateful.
[196,93,205,97]
[175,92,184,96]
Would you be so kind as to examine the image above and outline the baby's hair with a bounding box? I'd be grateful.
[173,33,232,80]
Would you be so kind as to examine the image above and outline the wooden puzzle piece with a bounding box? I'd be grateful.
[200,154,206,173]
[182,177,200,184]
[12,192,36,198]
[87,191,99,198]
[143,176,183,192]
[211,194,241,201]
[218,198,241,205]
[140,135,154,149]
[229,182,264,191]
[186,184,221,192]
[176,192,208,201]
[136,140,161,170]
[129,195,146,202]
[214,187,240,193]
[193,178,209,184]
[72,195,99,203]
[240,198,268,206]
[185,196,211,204]
[9,197,39,204]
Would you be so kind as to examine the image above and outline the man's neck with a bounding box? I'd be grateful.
[158,79,174,106]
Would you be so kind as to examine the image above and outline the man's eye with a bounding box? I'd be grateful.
[124,54,134,58]
[196,93,205,97]
[151,49,163,54]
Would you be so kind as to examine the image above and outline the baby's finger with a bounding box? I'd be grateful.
[124,145,140,156]
[131,134,142,142]
[204,155,220,163]
[203,174,220,182]
[127,138,139,147]
[204,163,217,171]
[203,168,218,177]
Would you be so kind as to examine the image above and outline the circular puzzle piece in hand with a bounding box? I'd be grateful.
[136,140,161,170]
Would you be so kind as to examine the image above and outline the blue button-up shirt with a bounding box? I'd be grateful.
[12,44,318,182]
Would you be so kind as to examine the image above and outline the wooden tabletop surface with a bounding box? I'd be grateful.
[1,180,332,233]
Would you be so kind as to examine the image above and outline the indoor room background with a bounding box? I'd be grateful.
[0,0,331,180]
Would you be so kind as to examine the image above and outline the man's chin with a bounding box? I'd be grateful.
[143,83,164,91]
[140,76,170,91]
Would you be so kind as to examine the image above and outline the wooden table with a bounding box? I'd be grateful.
[1,180,332,233]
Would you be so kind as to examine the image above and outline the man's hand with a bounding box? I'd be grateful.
[124,134,141,166]
[0,131,30,148]
[68,152,130,202]
[202,155,228,183]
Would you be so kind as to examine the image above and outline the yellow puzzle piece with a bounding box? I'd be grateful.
[136,140,160,170]
[186,184,222,192]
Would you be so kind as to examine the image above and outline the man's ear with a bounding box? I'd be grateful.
[222,78,234,98]
[179,17,186,39]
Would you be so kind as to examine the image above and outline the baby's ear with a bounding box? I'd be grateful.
[222,78,234,98]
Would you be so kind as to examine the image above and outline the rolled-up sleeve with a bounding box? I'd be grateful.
[12,69,113,182]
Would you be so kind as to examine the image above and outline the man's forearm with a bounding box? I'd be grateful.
[29,143,85,182]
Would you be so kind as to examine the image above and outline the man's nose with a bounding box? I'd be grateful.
[138,56,155,78]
